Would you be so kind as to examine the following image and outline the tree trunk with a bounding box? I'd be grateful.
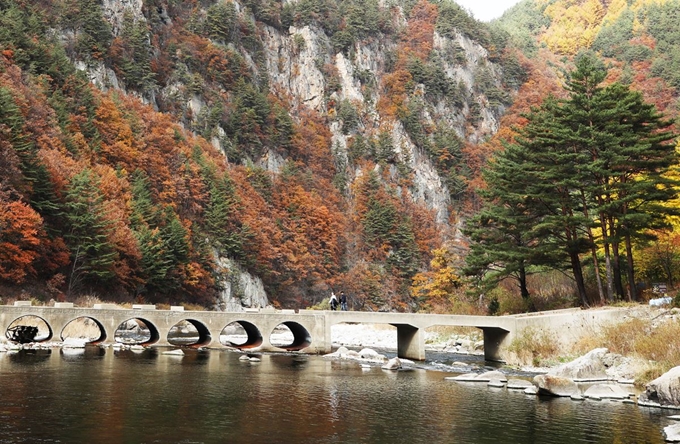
[570,250,589,307]
[590,245,605,305]
[600,217,614,301]
[625,233,637,301]
[518,261,536,311]
[608,216,625,300]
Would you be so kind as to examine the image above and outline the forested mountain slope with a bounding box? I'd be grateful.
[0,0,523,310]
[2,0,679,313]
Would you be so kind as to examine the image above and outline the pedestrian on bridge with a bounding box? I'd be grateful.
[340,291,347,311]
[329,292,338,311]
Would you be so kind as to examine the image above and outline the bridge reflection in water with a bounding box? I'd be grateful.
[0,303,629,361]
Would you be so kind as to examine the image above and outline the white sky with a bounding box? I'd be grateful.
[454,0,523,22]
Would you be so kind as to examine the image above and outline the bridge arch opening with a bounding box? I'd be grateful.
[331,322,397,350]
[269,322,311,351]
[114,318,160,346]
[219,321,262,349]
[167,319,211,347]
[5,315,52,343]
[61,317,106,344]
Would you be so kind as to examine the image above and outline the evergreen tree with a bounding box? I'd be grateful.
[204,175,248,259]
[559,52,679,301]
[0,87,60,220]
[134,225,173,294]
[206,1,237,44]
[116,11,156,92]
[463,139,559,308]
[129,169,157,228]
[63,169,117,294]
[466,53,678,306]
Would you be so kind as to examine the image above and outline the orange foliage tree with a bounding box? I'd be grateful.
[0,196,45,283]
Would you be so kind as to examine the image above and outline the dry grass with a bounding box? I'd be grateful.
[72,295,104,307]
[570,314,680,385]
[507,326,560,367]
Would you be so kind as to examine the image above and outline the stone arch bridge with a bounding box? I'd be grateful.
[0,303,629,362]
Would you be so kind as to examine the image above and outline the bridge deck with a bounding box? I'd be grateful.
[0,304,630,362]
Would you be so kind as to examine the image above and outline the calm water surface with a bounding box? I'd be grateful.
[0,347,672,444]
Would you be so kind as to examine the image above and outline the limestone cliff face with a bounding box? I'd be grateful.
[101,0,144,35]
[261,19,506,224]
[78,0,514,307]
[215,257,269,312]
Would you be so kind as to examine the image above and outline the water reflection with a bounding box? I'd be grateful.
[0,348,672,444]
[7,348,51,364]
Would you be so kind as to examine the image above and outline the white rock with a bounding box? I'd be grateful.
[358,348,380,358]
[639,366,680,408]
[335,346,350,355]
[664,424,680,442]
[549,348,609,381]
[381,357,402,370]
[162,349,185,356]
[445,372,481,381]
[507,379,534,390]
[524,385,539,395]
[61,348,84,356]
[583,384,631,400]
[533,374,580,397]
[63,338,87,349]
[445,371,507,383]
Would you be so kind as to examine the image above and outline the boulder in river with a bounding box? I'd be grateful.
[583,384,631,400]
[639,366,680,409]
[507,379,534,390]
[381,357,402,370]
[549,348,609,381]
[533,374,579,397]
[664,424,680,442]
[445,370,507,383]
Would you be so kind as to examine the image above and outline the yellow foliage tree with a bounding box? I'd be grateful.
[410,247,460,310]
[542,0,606,54]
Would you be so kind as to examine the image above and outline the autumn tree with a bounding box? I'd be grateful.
[0,194,45,283]
[411,247,461,312]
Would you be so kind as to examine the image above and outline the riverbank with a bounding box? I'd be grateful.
[330,304,680,382]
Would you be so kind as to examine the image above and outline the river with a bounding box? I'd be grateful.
[0,347,672,443]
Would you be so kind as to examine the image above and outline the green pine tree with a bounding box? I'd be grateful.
[63,169,118,295]
[466,52,678,306]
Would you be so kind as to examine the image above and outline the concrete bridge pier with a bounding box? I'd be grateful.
[393,324,425,361]
[481,327,510,362]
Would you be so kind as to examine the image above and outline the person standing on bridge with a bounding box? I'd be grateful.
[340,291,347,311]
[329,292,338,311]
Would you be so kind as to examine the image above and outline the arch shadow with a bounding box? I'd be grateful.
[64,317,107,344]
[273,321,312,351]
[5,315,53,343]
[181,319,212,348]
[115,317,160,346]
[223,320,263,349]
